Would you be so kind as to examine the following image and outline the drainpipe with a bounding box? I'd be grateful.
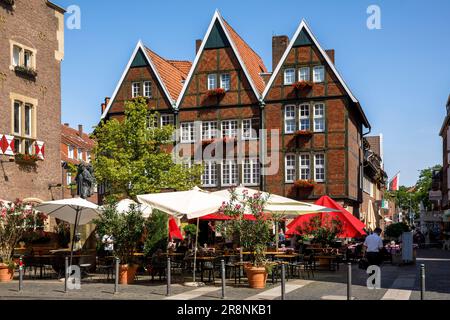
[259,98,266,191]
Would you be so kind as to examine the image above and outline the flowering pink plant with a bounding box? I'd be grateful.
[0,199,47,266]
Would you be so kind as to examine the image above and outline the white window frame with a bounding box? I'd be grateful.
[143,81,152,98]
[160,114,174,127]
[180,122,195,143]
[299,153,311,180]
[207,74,217,90]
[68,145,74,159]
[285,154,296,183]
[284,105,296,134]
[299,103,310,131]
[313,65,325,83]
[221,120,238,138]
[242,118,258,140]
[202,161,218,187]
[220,73,231,91]
[298,67,310,82]
[66,172,72,185]
[13,101,21,135]
[313,103,325,132]
[221,160,238,186]
[77,149,83,161]
[132,82,140,98]
[86,151,91,163]
[314,154,325,182]
[243,158,260,186]
[12,45,21,67]
[202,121,218,140]
[284,68,295,85]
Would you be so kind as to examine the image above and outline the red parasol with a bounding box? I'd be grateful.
[168,217,184,240]
[286,196,366,238]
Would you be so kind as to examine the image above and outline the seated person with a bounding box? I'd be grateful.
[176,241,188,254]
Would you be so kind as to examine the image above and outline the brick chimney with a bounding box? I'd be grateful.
[272,35,289,71]
[64,123,69,127]
[195,39,202,54]
[78,125,83,137]
[325,49,335,64]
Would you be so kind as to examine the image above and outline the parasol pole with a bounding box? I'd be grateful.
[193,217,200,282]
[69,207,80,267]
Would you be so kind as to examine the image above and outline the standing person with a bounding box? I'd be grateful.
[363,227,383,266]
[102,233,114,255]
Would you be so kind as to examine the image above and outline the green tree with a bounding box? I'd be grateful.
[93,97,202,198]
[415,165,442,211]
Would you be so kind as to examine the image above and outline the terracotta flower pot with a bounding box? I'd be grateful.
[244,266,268,289]
[0,265,14,283]
[118,264,138,285]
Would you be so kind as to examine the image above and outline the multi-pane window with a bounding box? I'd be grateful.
[221,120,238,138]
[143,81,152,98]
[313,65,325,83]
[222,160,238,186]
[299,154,311,180]
[86,151,91,163]
[298,67,310,82]
[207,74,217,90]
[12,43,35,69]
[68,145,74,159]
[363,175,373,196]
[66,172,72,186]
[299,104,310,131]
[284,105,296,134]
[132,82,140,98]
[220,74,231,91]
[242,118,259,140]
[202,121,218,140]
[314,154,325,182]
[284,68,295,85]
[202,161,218,187]
[313,103,325,132]
[160,114,174,127]
[243,158,260,185]
[13,100,35,154]
[77,149,83,161]
[181,122,195,143]
[285,154,296,183]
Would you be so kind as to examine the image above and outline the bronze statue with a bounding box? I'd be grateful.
[75,162,96,199]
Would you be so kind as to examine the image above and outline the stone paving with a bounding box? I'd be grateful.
[1,249,449,300]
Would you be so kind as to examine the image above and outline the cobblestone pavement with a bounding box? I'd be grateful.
[1,249,449,300]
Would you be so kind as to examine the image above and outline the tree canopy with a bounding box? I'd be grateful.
[93,97,202,198]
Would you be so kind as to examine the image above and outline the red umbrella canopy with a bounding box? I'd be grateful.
[169,217,184,240]
[286,196,366,238]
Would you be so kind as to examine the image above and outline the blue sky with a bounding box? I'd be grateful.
[56,0,450,187]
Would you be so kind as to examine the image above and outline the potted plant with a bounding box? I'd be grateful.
[14,65,37,79]
[292,81,313,91]
[218,189,273,289]
[294,130,313,138]
[0,199,46,282]
[206,88,226,97]
[93,199,146,284]
[293,179,315,189]
[15,153,40,165]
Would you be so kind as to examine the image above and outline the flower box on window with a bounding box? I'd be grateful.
[14,153,40,165]
[14,65,37,79]
[206,88,226,97]
[1,0,14,6]
[292,81,313,91]
[294,130,313,137]
[293,179,315,189]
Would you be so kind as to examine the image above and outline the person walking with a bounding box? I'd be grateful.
[363,227,383,266]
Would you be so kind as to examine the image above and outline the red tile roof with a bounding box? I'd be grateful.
[222,19,268,95]
[61,124,95,150]
[145,48,192,102]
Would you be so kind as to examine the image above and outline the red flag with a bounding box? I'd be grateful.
[389,173,400,191]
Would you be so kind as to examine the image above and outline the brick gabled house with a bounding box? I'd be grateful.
[262,20,371,216]
[100,11,373,218]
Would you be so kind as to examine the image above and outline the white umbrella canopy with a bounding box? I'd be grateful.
[136,186,228,220]
[212,186,337,217]
[115,199,152,218]
[35,197,100,225]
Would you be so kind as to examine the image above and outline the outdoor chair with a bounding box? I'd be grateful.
[78,255,95,281]
[291,254,315,279]
[96,256,114,282]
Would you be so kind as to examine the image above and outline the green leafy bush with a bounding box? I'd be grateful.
[385,222,410,239]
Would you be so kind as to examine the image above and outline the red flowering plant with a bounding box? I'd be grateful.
[206,88,226,97]
[294,130,313,137]
[216,188,273,269]
[293,179,316,189]
[15,153,40,164]
[292,81,313,91]
[0,199,47,268]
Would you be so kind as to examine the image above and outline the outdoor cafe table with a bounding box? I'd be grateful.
[185,256,216,282]
[314,254,342,271]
